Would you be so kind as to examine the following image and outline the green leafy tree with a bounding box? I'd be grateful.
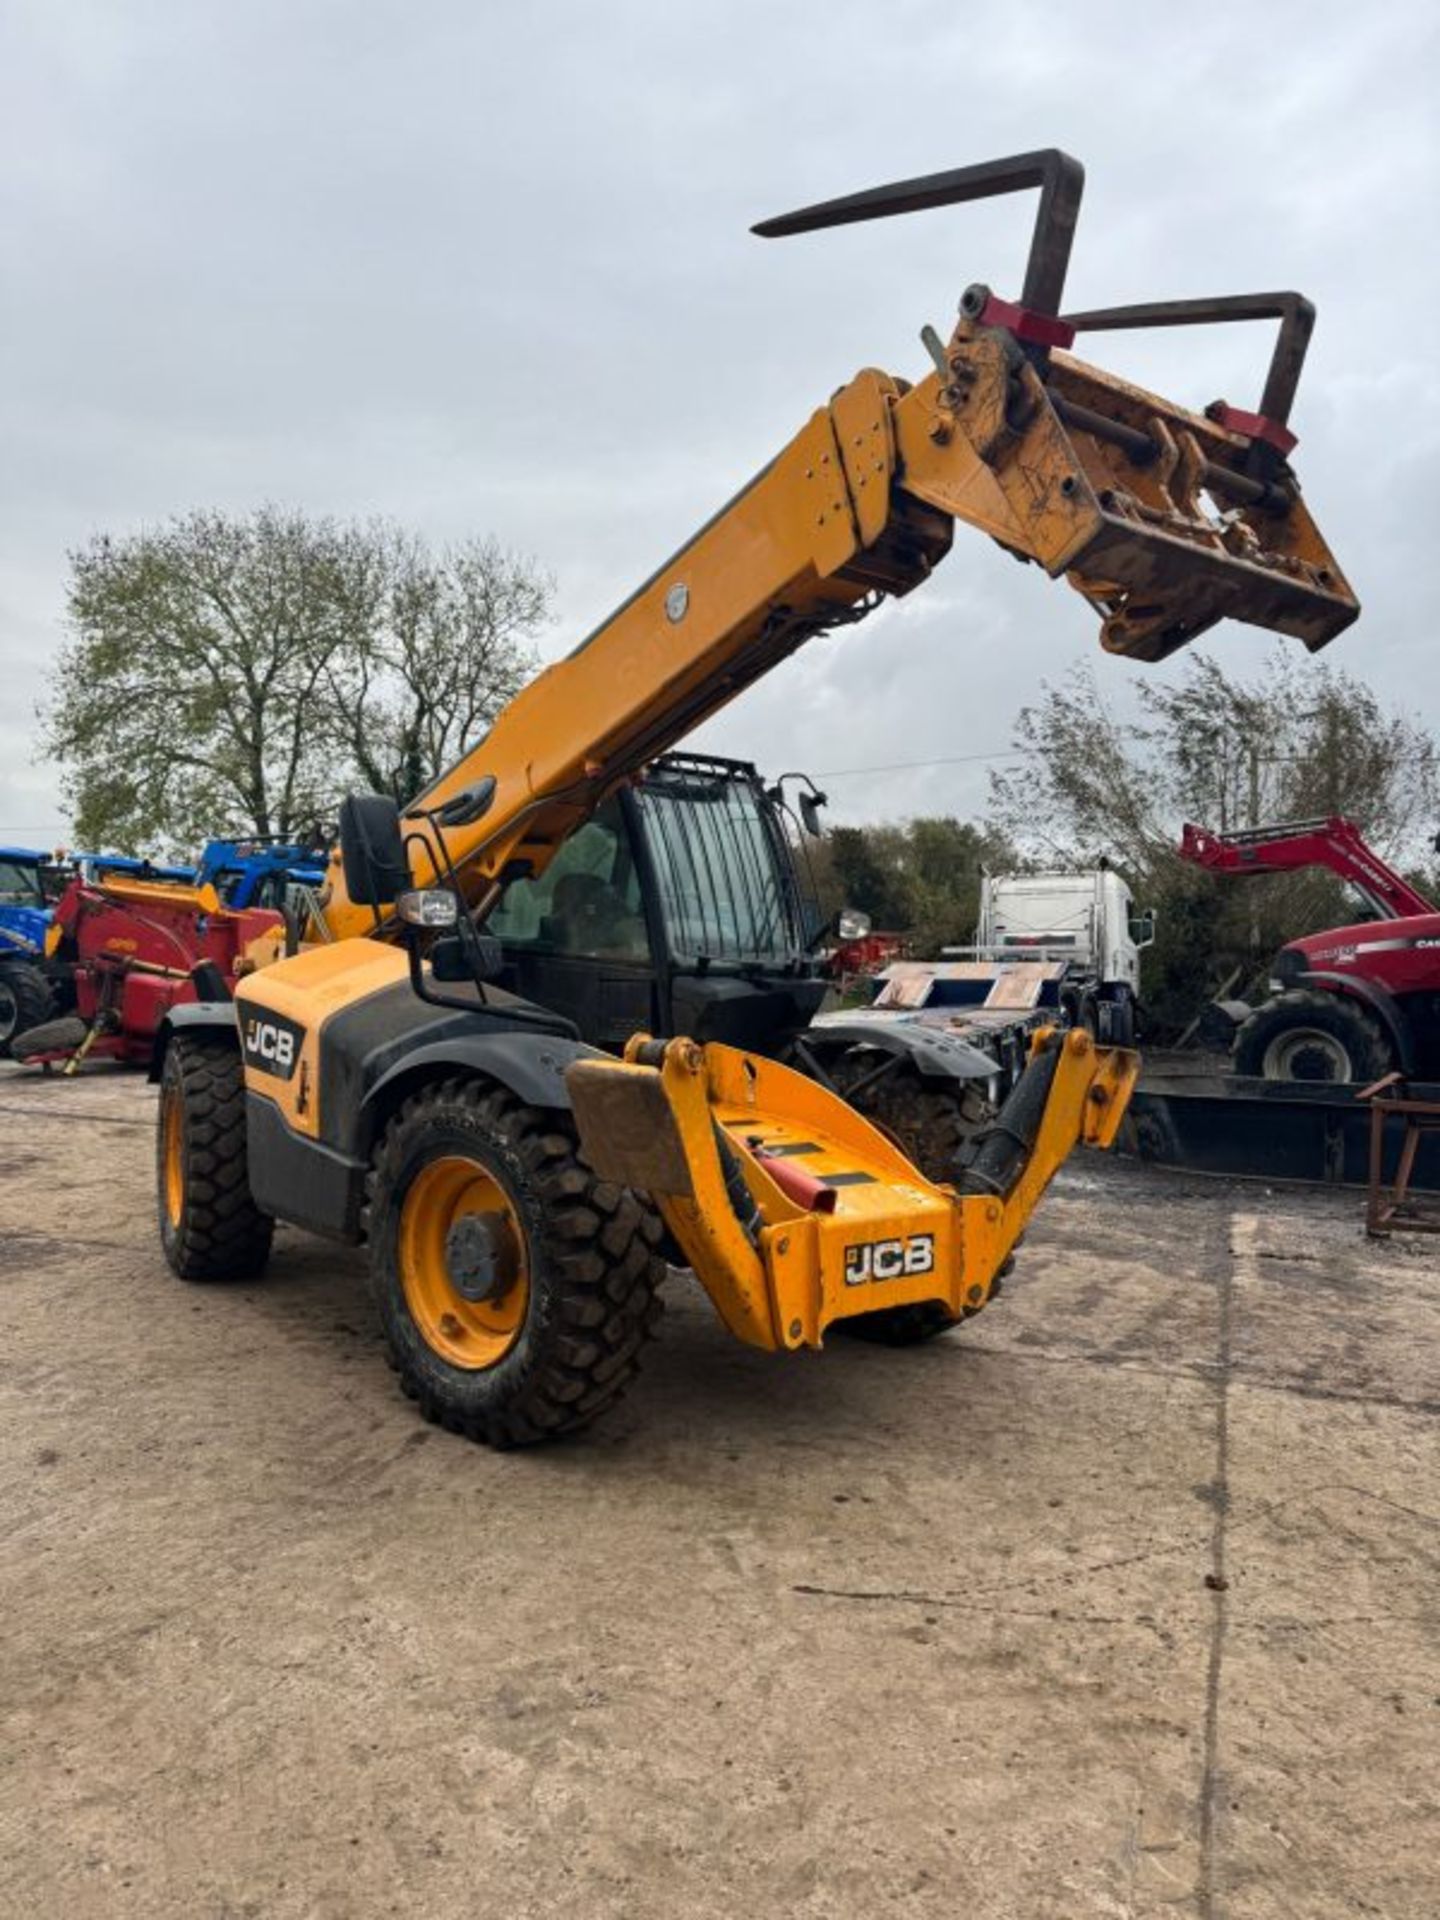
[824,816,1017,955]
[44,508,548,851]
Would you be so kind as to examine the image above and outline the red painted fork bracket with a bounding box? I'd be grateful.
[1209,404,1298,457]
[974,293,1077,350]
[750,1146,838,1215]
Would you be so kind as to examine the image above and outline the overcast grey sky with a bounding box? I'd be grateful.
[3,0,1436,846]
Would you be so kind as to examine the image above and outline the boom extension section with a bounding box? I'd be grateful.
[567,1026,1138,1351]
[315,149,1356,945]
[1181,817,1435,922]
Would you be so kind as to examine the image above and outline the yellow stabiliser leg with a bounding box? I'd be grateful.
[566,1029,1138,1352]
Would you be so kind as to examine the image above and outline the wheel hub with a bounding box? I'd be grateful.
[396,1154,530,1371]
[1263,1026,1350,1083]
[444,1211,513,1304]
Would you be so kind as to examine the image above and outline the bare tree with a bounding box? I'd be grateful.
[332,533,549,804]
[989,648,1438,874]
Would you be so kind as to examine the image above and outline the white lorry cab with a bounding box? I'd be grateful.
[967,866,1155,997]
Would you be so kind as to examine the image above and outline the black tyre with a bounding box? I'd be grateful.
[834,1298,975,1348]
[831,1062,994,1188]
[158,1036,274,1280]
[0,964,57,1058]
[366,1078,666,1447]
[1233,989,1391,1085]
[829,1067,1005,1347]
[10,1014,87,1062]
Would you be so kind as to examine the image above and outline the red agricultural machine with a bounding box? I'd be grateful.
[10,872,285,1071]
[1180,816,1440,1083]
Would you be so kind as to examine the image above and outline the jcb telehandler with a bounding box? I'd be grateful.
[152,153,1357,1445]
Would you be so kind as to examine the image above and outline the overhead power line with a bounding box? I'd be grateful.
[810,750,1026,779]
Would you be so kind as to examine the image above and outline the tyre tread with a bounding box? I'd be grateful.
[160,1037,273,1281]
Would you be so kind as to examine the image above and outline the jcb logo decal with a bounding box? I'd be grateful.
[844,1235,935,1286]
[241,1011,304,1081]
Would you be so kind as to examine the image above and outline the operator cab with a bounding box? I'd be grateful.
[489,754,828,1053]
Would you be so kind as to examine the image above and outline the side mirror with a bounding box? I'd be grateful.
[1129,910,1157,950]
[837,908,872,942]
[338,793,410,907]
[799,790,827,837]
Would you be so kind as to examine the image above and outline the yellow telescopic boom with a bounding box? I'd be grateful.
[315,150,1355,943]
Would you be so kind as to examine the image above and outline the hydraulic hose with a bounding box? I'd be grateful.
[953,1032,1064,1199]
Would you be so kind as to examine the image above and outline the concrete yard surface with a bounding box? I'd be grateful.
[0,1065,1436,1919]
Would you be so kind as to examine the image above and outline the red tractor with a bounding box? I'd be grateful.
[10,871,284,1071]
[1180,816,1440,1084]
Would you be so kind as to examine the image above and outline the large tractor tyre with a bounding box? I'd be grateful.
[832,1063,995,1189]
[1233,989,1392,1086]
[157,1035,274,1280]
[10,1014,87,1062]
[0,964,57,1058]
[365,1078,667,1448]
[830,1068,1008,1347]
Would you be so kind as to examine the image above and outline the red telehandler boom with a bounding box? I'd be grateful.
[1180,817,1440,1083]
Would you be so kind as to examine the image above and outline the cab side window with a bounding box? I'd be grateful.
[489,807,651,964]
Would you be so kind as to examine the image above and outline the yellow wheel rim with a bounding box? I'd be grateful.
[397,1155,529,1370]
[162,1090,185,1228]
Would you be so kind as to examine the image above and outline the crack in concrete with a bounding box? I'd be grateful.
[789,1584,1170,1635]
[1197,1210,1244,1920]
[0,1100,152,1127]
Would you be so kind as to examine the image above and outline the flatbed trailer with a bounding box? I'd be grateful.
[817,958,1073,1095]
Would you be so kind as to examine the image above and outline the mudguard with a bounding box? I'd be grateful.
[147,1001,238,1080]
[804,1013,997,1083]
[355,1031,603,1154]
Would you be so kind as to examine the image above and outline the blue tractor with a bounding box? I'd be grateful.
[192,838,329,915]
[0,846,72,1051]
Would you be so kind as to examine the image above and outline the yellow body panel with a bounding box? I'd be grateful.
[234,938,409,1137]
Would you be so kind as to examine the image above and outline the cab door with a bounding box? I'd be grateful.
[488,801,662,1047]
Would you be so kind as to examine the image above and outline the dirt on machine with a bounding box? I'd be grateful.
[149,149,1357,1446]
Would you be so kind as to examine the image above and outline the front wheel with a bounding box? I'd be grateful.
[832,1063,995,1189]
[828,1068,1007,1346]
[158,1036,274,1279]
[366,1078,666,1447]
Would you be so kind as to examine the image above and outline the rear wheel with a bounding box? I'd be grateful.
[366,1078,666,1447]
[0,964,56,1058]
[1234,990,1391,1085]
[158,1036,274,1279]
